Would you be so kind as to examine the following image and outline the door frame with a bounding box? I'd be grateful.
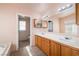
[16,13,32,50]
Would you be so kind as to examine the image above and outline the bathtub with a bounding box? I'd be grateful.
[0,43,11,56]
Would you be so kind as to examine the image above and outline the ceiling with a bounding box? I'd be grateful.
[21,3,72,18]
[21,3,74,19]
[0,3,74,19]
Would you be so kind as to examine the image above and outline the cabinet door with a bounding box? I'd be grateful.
[37,36,42,49]
[50,41,61,56]
[35,35,38,46]
[72,49,79,56]
[61,45,72,56]
[44,39,50,56]
[41,37,50,56]
[76,3,79,25]
[41,38,45,52]
[35,36,42,49]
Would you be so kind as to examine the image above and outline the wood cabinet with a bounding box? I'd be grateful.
[37,36,42,49]
[35,35,50,55]
[72,49,79,56]
[61,45,72,56]
[60,45,79,56]
[35,35,38,46]
[76,3,79,25]
[41,37,50,56]
[41,38,45,51]
[50,41,61,56]
[35,35,42,49]
[35,35,79,56]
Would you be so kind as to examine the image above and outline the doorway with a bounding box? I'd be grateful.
[18,15,30,48]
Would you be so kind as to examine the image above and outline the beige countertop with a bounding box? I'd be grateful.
[35,32,79,49]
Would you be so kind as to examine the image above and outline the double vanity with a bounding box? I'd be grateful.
[35,33,79,56]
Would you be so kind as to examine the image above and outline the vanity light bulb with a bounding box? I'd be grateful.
[57,4,72,12]
[62,6,65,10]
[58,8,61,11]
[66,4,72,9]
[66,4,71,7]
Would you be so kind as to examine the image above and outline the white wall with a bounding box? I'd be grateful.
[0,4,33,51]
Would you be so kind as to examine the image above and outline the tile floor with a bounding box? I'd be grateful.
[19,39,30,48]
[11,46,46,56]
[26,46,46,56]
[11,40,46,56]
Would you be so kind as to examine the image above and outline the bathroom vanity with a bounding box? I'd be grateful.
[35,33,79,56]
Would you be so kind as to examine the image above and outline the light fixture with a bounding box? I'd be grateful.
[58,4,73,12]
[58,8,61,11]
[66,4,72,8]
[62,6,65,10]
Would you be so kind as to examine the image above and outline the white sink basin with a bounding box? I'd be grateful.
[60,37,76,42]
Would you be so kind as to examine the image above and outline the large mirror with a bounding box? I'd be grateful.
[33,19,48,28]
[59,13,78,35]
[64,21,77,35]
